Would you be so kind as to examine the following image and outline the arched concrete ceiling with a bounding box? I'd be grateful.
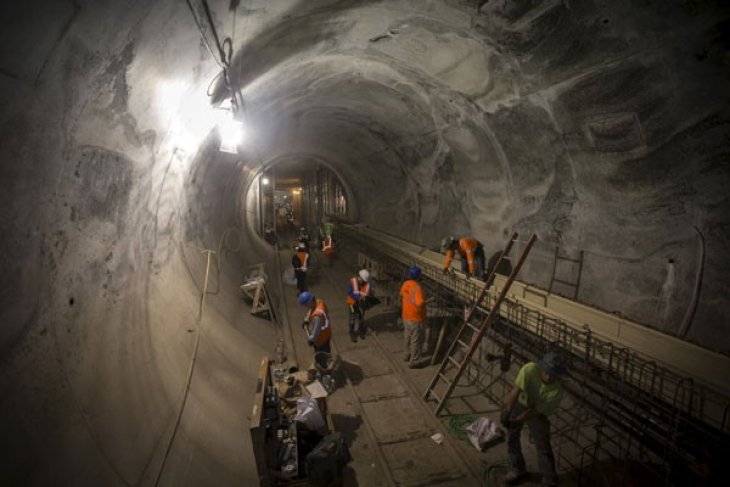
[1,0,729,485]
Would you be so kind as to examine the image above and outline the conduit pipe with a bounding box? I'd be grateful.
[677,225,705,339]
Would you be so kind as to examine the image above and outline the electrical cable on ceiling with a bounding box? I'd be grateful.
[184,0,237,104]
[184,0,226,69]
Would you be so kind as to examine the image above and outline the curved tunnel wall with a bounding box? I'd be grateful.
[1,0,729,485]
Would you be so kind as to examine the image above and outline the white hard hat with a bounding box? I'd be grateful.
[298,242,306,249]
[358,269,370,282]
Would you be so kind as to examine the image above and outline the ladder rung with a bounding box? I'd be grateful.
[552,278,577,287]
[426,389,441,403]
[466,321,480,332]
[438,372,453,385]
[456,339,469,350]
[447,356,461,368]
[556,255,582,263]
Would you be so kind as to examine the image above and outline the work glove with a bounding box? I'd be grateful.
[465,271,472,279]
[442,268,449,275]
[302,322,308,330]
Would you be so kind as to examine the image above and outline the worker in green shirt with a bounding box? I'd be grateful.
[500,352,567,486]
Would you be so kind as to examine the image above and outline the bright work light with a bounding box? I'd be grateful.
[218,111,244,154]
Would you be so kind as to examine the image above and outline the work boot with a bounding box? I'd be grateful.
[503,469,527,485]
[350,334,357,343]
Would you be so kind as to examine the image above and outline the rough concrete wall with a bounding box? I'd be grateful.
[234,0,730,351]
[474,0,730,347]
[0,0,273,484]
[1,0,729,484]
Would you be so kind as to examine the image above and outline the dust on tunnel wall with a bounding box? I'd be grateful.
[1,0,730,484]
[234,0,730,352]
[0,0,275,484]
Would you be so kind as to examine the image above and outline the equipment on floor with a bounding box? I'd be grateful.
[250,356,342,486]
[305,432,351,487]
[423,233,536,416]
[240,263,275,319]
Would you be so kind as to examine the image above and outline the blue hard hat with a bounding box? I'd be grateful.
[538,352,567,377]
[298,292,315,306]
[407,265,422,280]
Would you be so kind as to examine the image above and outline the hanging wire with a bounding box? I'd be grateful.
[184,0,236,101]
[184,0,226,69]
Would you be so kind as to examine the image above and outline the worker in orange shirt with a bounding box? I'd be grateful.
[399,265,432,368]
[441,236,485,279]
[346,269,371,342]
[298,292,332,355]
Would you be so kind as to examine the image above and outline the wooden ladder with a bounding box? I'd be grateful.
[423,233,537,416]
[548,247,584,300]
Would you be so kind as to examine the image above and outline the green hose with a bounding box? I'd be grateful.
[446,414,478,441]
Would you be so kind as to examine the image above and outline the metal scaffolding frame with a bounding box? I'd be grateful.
[337,225,730,485]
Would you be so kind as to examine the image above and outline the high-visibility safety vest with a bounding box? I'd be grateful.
[296,251,309,271]
[346,277,370,305]
[322,236,334,255]
[309,299,331,347]
[443,237,481,273]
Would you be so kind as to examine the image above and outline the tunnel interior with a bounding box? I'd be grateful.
[1,0,729,485]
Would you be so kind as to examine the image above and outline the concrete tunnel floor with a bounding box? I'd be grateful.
[2,0,730,485]
[271,231,560,487]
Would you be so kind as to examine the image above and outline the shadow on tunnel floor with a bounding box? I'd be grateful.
[363,309,400,333]
[337,359,364,386]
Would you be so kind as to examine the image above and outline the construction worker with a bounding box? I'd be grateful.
[346,269,371,342]
[441,236,485,279]
[399,265,432,368]
[324,218,335,238]
[298,292,332,355]
[500,352,567,486]
[298,226,310,251]
[321,233,334,254]
[292,242,309,294]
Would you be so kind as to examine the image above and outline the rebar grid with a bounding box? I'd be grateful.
[337,228,729,485]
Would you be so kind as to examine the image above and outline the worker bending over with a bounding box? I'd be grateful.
[346,269,371,342]
[441,236,485,279]
[501,352,567,486]
[292,242,309,294]
[298,292,332,355]
[399,265,432,368]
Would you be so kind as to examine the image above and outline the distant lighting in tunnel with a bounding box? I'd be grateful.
[262,177,270,185]
[292,189,301,195]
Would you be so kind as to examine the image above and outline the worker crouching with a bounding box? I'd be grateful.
[346,269,371,342]
[441,236,486,279]
[501,352,567,486]
[298,292,332,355]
